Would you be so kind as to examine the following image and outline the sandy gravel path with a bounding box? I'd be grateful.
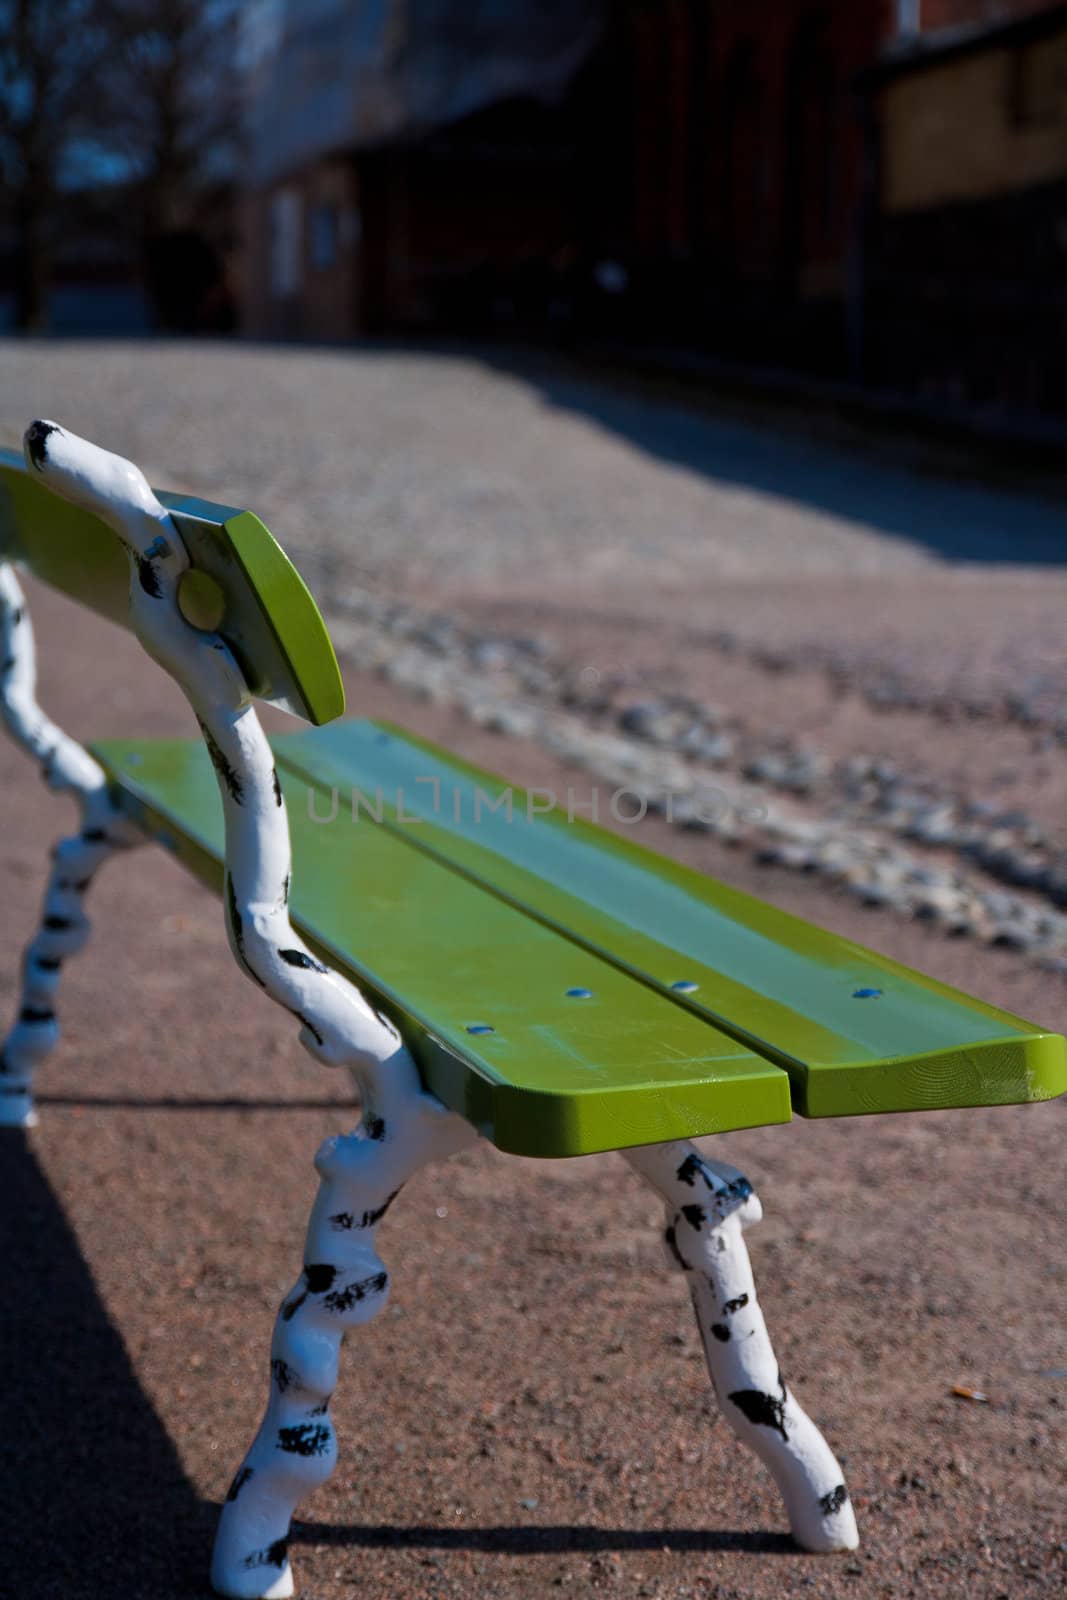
[4,337,1067,797]
[0,579,1063,1600]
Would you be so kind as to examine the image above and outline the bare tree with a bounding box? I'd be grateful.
[0,0,239,331]
[102,0,241,327]
[0,0,116,328]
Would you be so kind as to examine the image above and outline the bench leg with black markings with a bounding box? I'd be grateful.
[211,1082,475,1599]
[624,1138,859,1555]
[0,562,142,1127]
[19,422,479,1597]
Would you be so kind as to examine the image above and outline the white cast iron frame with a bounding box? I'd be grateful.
[7,421,858,1597]
[0,561,143,1127]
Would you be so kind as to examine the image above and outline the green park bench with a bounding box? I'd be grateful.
[2,421,1064,1598]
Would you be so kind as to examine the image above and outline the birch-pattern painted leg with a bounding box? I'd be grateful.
[212,1081,474,1599]
[624,1139,859,1554]
[20,421,479,1597]
[0,562,140,1126]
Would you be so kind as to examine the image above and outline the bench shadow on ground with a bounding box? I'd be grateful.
[294,1521,796,1556]
[2,1127,800,1596]
[0,1129,213,1598]
[36,1092,358,1112]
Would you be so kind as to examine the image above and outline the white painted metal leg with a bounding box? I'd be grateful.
[211,1081,474,1599]
[24,423,856,1584]
[624,1139,859,1554]
[20,421,481,1597]
[0,563,141,1126]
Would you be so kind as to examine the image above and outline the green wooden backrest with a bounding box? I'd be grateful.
[0,446,344,726]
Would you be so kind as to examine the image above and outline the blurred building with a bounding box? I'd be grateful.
[619,0,884,372]
[241,0,1067,418]
[240,0,604,338]
[862,2,1067,414]
[616,0,1067,374]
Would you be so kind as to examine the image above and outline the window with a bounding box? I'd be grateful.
[897,0,920,37]
[270,189,302,298]
[311,205,338,270]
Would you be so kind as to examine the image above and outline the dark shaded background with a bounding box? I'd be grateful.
[7,2,1067,435]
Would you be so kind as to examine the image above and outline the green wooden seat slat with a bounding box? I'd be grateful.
[270,720,1067,1119]
[0,448,344,725]
[91,737,792,1157]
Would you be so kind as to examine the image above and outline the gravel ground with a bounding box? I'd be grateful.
[1,342,1066,1599]
[4,338,1067,788]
